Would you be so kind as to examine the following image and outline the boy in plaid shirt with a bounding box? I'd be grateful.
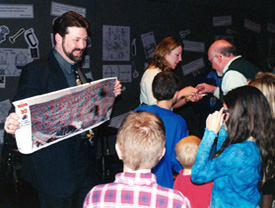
[83,111,190,208]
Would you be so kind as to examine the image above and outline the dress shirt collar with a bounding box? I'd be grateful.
[114,172,157,186]
[52,48,74,74]
[220,55,242,76]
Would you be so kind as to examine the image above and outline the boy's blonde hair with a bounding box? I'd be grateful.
[175,135,201,169]
[116,111,165,170]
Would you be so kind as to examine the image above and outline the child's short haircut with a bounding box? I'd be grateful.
[175,136,201,169]
[152,71,180,101]
[116,111,165,170]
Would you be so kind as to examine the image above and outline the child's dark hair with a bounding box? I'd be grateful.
[152,71,180,101]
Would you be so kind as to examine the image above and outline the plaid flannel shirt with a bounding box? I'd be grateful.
[83,172,190,208]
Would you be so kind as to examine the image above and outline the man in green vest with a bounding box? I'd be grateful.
[196,40,259,99]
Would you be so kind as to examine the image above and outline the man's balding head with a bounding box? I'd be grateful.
[208,40,237,75]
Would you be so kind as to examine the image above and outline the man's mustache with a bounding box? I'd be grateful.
[73,49,85,53]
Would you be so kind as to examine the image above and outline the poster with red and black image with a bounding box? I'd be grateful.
[13,77,117,154]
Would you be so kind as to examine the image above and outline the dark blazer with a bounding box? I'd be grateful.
[13,50,92,198]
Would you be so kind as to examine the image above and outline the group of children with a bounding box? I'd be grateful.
[83,71,275,208]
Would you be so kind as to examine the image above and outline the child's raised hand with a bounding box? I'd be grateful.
[206,107,224,134]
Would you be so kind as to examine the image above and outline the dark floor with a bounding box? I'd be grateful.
[0,172,40,208]
[0,126,123,208]
[0,152,122,208]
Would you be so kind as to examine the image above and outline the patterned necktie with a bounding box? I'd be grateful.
[71,64,82,86]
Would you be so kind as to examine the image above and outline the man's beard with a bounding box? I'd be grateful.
[62,42,85,63]
[65,48,84,63]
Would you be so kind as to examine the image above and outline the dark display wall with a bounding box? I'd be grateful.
[0,0,275,138]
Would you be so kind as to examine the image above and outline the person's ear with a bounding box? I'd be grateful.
[173,91,179,101]
[115,143,123,160]
[159,147,166,161]
[216,54,223,63]
[55,33,62,46]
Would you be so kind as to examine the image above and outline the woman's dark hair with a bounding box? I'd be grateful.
[53,11,90,37]
[149,36,182,72]
[215,86,274,184]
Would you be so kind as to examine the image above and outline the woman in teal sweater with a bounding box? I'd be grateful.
[191,86,275,208]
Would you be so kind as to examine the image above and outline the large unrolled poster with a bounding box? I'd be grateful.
[13,77,117,154]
